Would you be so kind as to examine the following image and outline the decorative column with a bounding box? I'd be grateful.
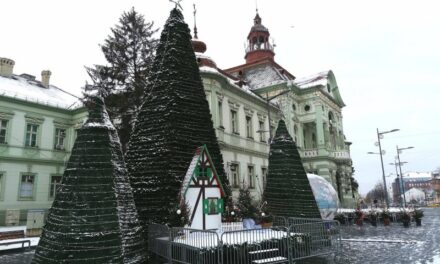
[314,104,327,156]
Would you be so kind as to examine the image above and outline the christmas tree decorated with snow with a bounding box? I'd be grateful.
[125,7,230,231]
[263,120,321,219]
[237,186,259,220]
[32,96,146,263]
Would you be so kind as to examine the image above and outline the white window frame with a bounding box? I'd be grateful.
[0,119,8,144]
[49,175,62,199]
[230,163,239,188]
[218,101,223,128]
[25,124,39,147]
[54,128,66,150]
[0,172,5,200]
[231,110,238,134]
[246,116,253,139]
[261,167,268,189]
[19,173,37,200]
[259,121,265,142]
[248,165,255,189]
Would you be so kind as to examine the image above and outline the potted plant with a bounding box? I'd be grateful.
[259,212,274,228]
[334,213,346,225]
[369,211,378,227]
[381,210,391,226]
[402,211,411,228]
[413,209,423,226]
[354,209,364,226]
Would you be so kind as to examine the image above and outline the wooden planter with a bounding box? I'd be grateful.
[261,222,273,228]
[415,218,422,226]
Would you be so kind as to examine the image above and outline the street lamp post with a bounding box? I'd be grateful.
[257,90,291,142]
[396,146,414,208]
[368,128,399,209]
[390,161,407,207]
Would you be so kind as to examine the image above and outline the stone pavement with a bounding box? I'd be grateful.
[1,208,439,263]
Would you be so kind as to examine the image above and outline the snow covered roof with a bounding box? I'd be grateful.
[0,75,83,110]
[294,71,330,89]
[403,171,432,179]
[243,63,291,89]
[199,66,278,108]
[224,59,295,90]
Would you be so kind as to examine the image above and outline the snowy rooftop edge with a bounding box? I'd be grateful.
[199,66,279,108]
[0,75,83,110]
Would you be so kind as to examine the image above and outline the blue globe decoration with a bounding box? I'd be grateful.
[307,174,339,220]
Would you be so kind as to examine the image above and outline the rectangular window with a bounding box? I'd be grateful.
[0,120,8,144]
[25,124,39,147]
[50,175,62,198]
[246,116,253,138]
[312,133,317,148]
[54,128,66,150]
[231,110,238,134]
[262,167,268,189]
[0,173,3,199]
[20,174,35,199]
[270,125,275,139]
[218,101,223,128]
[230,163,239,188]
[248,165,254,189]
[259,121,265,142]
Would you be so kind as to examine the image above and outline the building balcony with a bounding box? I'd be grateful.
[300,148,351,161]
[302,149,318,158]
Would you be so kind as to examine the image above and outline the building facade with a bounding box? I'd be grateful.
[0,57,87,225]
[431,170,440,204]
[194,13,356,207]
[0,12,357,225]
[391,172,435,205]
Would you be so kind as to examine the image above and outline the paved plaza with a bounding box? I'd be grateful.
[1,208,439,264]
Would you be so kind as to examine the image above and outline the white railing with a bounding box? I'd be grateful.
[302,149,318,158]
[330,151,350,159]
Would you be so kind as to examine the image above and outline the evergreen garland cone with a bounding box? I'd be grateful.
[264,120,321,219]
[32,96,147,263]
[125,7,230,231]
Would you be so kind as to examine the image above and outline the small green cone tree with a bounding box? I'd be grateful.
[32,96,146,263]
[237,186,259,219]
[263,120,321,219]
[125,7,231,233]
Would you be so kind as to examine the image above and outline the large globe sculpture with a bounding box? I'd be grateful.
[307,174,339,220]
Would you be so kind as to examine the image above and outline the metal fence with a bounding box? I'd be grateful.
[220,226,289,264]
[288,220,341,261]
[148,223,170,260]
[169,227,221,264]
[148,217,341,264]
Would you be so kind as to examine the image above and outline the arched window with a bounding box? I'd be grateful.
[294,124,298,144]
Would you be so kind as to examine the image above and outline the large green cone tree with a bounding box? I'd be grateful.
[125,7,230,231]
[32,96,146,263]
[264,120,321,219]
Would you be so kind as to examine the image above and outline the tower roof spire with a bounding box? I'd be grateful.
[193,3,198,39]
[245,11,274,63]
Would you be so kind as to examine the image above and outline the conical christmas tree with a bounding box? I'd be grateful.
[263,120,321,219]
[32,96,146,263]
[125,7,230,230]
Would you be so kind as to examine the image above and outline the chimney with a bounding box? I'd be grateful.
[41,70,51,88]
[0,57,15,78]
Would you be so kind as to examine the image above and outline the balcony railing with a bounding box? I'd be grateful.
[302,149,318,158]
[301,149,350,160]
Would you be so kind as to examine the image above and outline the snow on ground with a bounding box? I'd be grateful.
[0,237,39,251]
[173,229,288,248]
[0,226,26,233]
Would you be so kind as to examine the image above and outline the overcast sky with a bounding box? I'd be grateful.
[1,0,439,195]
